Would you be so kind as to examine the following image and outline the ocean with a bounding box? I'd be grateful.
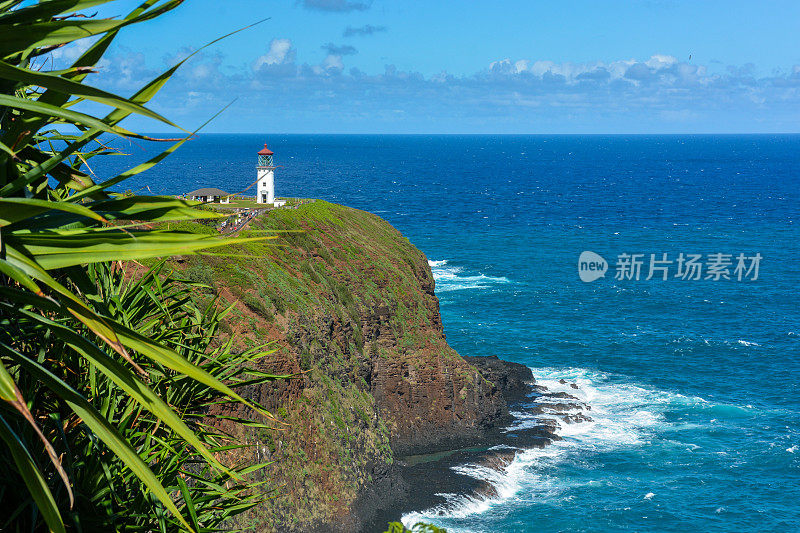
[93,134,800,532]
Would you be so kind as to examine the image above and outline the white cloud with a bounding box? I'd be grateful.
[528,60,559,77]
[645,54,678,69]
[513,59,529,74]
[254,39,294,69]
[323,54,344,71]
[48,39,95,65]
[76,45,800,133]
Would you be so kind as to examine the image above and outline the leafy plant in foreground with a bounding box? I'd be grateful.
[0,1,277,531]
[2,261,282,531]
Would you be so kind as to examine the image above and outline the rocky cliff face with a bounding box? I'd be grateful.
[462,355,534,403]
[179,201,516,531]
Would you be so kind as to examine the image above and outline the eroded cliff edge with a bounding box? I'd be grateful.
[177,201,532,531]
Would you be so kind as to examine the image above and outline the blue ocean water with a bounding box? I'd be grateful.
[94,134,800,532]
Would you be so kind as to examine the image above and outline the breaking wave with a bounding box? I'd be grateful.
[401,367,707,532]
[428,259,510,292]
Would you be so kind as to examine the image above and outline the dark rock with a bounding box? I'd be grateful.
[462,355,534,403]
[549,391,580,400]
[536,401,588,413]
[561,413,594,424]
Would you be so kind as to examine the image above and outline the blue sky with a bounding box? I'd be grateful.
[63,0,800,133]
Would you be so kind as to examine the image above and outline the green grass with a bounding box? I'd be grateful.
[209,198,261,209]
[167,199,481,531]
[201,197,303,211]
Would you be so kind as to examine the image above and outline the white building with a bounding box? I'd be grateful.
[255,143,286,206]
[187,187,230,203]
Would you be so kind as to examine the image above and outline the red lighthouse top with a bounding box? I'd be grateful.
[257,143,274,156]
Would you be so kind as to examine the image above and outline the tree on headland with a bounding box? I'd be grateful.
[0,1,281,530]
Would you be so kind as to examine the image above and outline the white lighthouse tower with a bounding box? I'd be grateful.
[256,143,275,204]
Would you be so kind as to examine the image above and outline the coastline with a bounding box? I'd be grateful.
[358,357,594,531]
[185,201,602,532]
[174,200,692,532]
[183,201,537,531]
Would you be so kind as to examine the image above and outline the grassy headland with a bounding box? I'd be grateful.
[173,200,508,531]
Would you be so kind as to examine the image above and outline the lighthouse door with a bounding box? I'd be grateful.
[261,193,267,203]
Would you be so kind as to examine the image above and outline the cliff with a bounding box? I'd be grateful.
[176,201,523,531]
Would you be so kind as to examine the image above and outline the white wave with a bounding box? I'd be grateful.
[402,366,704,529]
[528,367,688,447]
[402,446,564,531]
[672,336,762,348]
[428,259,510,292]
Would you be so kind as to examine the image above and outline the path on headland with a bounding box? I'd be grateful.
[219,208,266,235]
[218,199,315,235]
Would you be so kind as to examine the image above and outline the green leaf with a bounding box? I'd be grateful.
[0,341,195,533]
[0,19,126,58]
[0,359,74,510]
[0,4,276,528]
[0,197,106,226]
[0,94,139,137]
[0,358,18,404]
[0,1,180,158]
[0,61,184,129]
[9,230,274,270]
[8,16,265,195]
[67,100,237,202]
[2,290,251,481]
[0,417,66,533]
[0,1,183,58]
[107,319,268,418]
[7,196,224,232]
[0,0,114,25]
[0,258,41,293]
[87,196,224,223]
[177,477,200,532]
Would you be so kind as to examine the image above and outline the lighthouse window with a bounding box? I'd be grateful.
[262,182,266,186]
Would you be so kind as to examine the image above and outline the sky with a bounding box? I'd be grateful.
[56,0,800,133]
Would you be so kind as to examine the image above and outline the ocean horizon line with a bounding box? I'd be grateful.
[131,131,800,137]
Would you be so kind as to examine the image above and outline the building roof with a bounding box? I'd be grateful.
[257,143,274,156]
[187,187,229,197]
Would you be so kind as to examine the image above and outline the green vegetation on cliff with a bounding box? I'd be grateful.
[190,200,433,345]
[177,200,504,532]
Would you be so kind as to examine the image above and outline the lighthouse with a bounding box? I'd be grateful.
[256,143,275,204]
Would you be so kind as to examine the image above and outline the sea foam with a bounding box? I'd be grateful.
[428,259,510,292]
[402,367,702,530]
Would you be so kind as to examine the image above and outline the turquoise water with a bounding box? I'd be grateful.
[96,134,800,532]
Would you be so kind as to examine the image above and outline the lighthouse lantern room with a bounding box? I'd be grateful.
[256,143,275,204]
